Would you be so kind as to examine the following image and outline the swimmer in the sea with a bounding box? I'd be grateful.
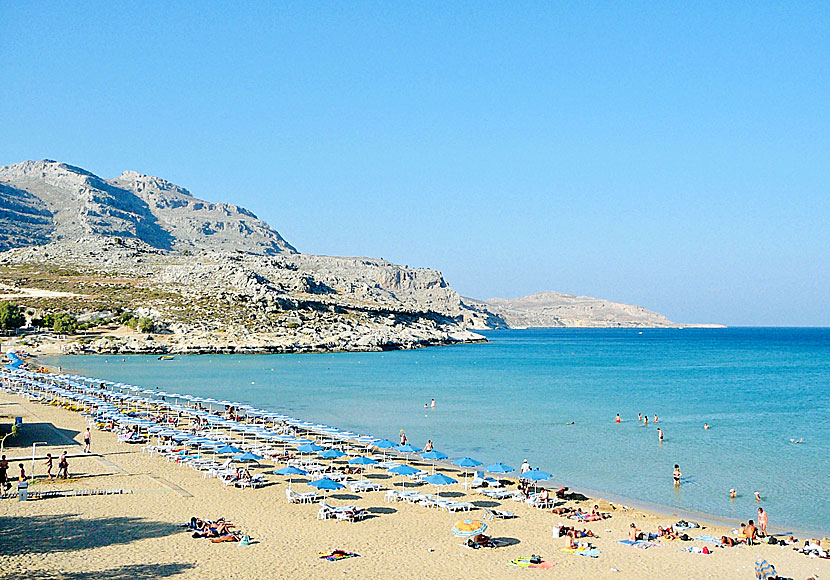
[657,427,663,442]
[790,437,803,444]
[673,464,682,486]
[615,413,621,423]
[729,488,737,499]
[704,423,710,430]
[754,491,761,501]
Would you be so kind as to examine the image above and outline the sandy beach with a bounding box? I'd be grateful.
[0,389,826,580]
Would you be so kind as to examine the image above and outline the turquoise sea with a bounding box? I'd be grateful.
[49,327,829,535]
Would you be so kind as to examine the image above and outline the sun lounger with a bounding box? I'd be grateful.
[286,488,318,504]
[471,471,503,488]
[480,488,518,500]
[483,507,518,520]
[347,480,381,493]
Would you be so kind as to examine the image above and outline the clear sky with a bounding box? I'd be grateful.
[1,2,828,326]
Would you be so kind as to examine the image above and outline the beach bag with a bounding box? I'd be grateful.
[680,533,691,541]
[530,555,542,564]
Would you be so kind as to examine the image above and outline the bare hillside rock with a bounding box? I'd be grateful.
[480,291,678,328]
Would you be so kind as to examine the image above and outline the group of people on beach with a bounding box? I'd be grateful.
[0,450,70,491]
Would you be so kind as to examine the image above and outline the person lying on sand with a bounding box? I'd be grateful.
[657,526,679,540]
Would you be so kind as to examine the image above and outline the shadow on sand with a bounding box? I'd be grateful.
[4,422,81,449]
[23,562,196,580]
[0,514,179,557]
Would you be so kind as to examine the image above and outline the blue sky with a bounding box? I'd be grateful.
[1,2,828,325]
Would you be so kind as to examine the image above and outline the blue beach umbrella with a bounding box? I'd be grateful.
[521,469,552,482]
[453,457,483,487]
[212,442,243,456]
[319,448,346,459]
[296,443,324,454]
[388,463,420,489]
[395,443,419,464]
[273,465,307,490]
[348,455,378,480]
[484,462,515,474]
[424,472,458,499]
[309,476,345,498]
[420,450,449,473]
[374,438,397,449]
[233,451,263,463]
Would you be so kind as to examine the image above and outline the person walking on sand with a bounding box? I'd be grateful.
[83,427,91,453]
[758,507,768,536]
[44,453,54,480]
[673,464,682,486]
[58,451,69,479]
[0,454,9,491]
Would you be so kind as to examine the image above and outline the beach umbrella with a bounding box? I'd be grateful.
[296,443,324,454]
[319,448,345,459]
[214,444,243,455]
[274,465,307,490]
[388,463,420,489]
[451,519,488,538]
[424,472,457,499]
[308,476,345,498]
[521,469,552,482]
[233,451,263,463]
[484,462,514,474]
[348,455,378,481]
[395,443,419,464]
[420,450,448,473]
[453,457,483,488]
[755,560,777,580]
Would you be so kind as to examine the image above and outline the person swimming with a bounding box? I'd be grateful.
[754,491,761,501]
[704,423,710,430]
[729,488,737,499]
[615,413,621,423]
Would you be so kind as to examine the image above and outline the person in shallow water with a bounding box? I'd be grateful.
[673,464,682,485]
[615,413,621,423]
[657,428,663,442]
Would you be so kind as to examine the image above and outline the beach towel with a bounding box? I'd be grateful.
[560,547,601,558]
[695,535,721,543]
[685,546,711,555]
[319,550,360,562]
[509,557,556,569]
[618,540,659,549]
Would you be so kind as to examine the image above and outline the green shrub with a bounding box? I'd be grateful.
[0,302,25,330]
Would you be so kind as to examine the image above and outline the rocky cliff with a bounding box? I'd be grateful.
[476,291,678,328]
[0,160,489,354]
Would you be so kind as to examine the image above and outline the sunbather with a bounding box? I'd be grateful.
[629,523,644,541]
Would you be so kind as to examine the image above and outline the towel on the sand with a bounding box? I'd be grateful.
[319,550,360,561]
[684,546,711,555]
[618,540,660,549]
[509,558,556,569]
[695,535,721,543]
[561,547,601,558]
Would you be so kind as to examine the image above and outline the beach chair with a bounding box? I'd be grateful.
[483,507,518,520]
[317,502,336,520]
[471,471,503,488]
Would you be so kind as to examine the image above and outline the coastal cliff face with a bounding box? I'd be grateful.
[475,291,678,328]
[0,160,488,354]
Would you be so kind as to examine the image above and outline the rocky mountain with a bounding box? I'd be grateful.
[0,160,295,255]
[474,291,678,328]
[0,160,491,354]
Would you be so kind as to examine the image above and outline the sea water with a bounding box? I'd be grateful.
[49,327,830,534]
